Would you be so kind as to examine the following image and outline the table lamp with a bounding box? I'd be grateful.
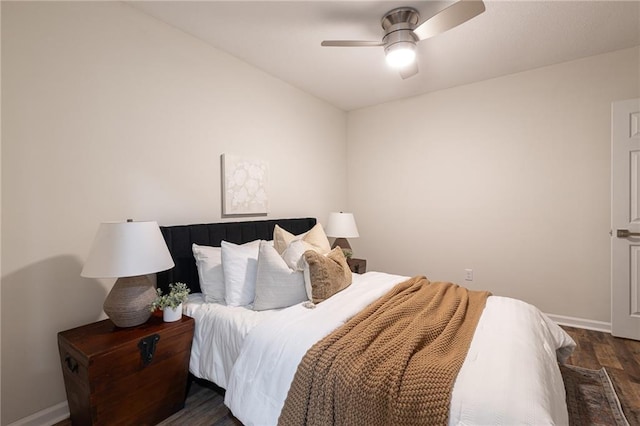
[81,220,175,327]
[325,212,360,256]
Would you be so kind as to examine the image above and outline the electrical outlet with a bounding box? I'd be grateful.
[464,269,473,281]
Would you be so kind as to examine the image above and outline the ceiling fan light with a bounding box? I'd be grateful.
[385,42,416,69]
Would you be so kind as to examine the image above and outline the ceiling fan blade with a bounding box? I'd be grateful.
[321,40,385,47]
[413,0,485,41]
[399,62,419,79]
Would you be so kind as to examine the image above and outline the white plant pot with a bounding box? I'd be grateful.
[163,303,183,322]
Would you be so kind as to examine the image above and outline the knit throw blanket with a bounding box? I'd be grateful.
[278,276,490,426]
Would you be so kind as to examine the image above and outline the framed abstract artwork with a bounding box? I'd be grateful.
[221,154,269,216]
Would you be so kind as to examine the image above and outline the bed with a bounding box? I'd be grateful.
[157,217,576,426]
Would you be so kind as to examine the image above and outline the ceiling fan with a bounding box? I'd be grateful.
[321,0,485,79]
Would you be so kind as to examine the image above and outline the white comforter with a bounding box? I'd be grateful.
[225,272,576,426]
[184,294,281,389]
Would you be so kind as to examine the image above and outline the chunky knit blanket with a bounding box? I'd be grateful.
[278,276,490,426]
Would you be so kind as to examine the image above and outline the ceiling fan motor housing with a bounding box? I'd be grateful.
[381,7,419,52]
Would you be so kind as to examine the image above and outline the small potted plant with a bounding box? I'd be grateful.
[150,282,190,322]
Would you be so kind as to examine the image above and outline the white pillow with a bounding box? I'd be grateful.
[282,240,327,271]
[192,244,225,303]
[254,241,307,311]
[273,223,331,255]
[221,240,261,307]
[281,239,313,270]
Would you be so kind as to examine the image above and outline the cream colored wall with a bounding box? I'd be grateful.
[0,3,3,422]
[348,46,640,324]
[0,2,346,424]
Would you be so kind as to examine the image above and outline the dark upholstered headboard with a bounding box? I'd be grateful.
[157,217,316,294]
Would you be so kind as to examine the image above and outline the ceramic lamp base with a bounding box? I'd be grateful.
[103,275,156,327]
[331,238,354,258]
[331,237,352,251]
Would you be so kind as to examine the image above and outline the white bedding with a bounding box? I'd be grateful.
[183,293,279,388]
[224,272,576,426]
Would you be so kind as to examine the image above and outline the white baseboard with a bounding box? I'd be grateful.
[7,401,69,426]
[546,313,611,333]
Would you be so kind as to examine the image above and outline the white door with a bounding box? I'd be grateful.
[612,98,640,340]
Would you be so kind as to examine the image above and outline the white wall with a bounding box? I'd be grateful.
[0,2,347,424]
[348,46,640,324]
[0,3,3,422]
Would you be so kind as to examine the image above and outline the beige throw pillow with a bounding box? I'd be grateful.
[301,247,352,303]
[273,223,331,255]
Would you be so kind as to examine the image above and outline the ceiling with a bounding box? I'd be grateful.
[129,1,640,111]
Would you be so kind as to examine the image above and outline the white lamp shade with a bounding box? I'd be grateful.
[325,212,360,238]
[81,221,175,278]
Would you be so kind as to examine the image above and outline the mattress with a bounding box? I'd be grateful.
[224,272,576,425]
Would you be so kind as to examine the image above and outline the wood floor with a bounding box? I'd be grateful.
[562,326,640,425]
[54,326,640,426]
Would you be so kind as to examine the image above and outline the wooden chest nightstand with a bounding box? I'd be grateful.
[347,258,367,274]
[58,313,194,425]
